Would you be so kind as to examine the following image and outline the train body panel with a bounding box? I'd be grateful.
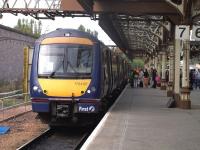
[38,79,91,97]
[30,29,128,125]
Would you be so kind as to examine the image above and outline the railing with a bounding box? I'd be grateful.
[0,89,22,98]
[0,92,31,122]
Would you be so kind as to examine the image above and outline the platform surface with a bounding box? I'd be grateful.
[82,87,200,150]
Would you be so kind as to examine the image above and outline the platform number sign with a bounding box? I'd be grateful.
[192,26,200,41]
[175,25,190,40]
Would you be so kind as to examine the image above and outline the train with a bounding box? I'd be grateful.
[30,29,129,126]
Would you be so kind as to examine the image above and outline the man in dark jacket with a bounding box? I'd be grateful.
[152,69,157,88]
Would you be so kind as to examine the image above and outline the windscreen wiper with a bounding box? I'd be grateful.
[48,59,64,78]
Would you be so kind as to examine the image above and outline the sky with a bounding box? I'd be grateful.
[0,14,115,45]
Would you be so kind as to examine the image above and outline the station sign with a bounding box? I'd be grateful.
[192,26,200,41]
[175,25,190,40]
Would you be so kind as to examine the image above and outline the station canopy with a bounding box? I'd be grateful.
[1,0,200,60]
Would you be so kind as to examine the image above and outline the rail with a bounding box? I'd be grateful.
[16,128,90,150]
[0,92,31,122]
[16,129,52,150]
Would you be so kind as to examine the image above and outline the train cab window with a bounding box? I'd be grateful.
[38,44,93,78]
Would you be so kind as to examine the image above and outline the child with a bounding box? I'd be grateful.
[156,75,161,87]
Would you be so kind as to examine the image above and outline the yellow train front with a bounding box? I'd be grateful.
[30,29,129,126]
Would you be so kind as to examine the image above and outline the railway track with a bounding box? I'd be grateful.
[14,86,123,150]
[16,127,91,150]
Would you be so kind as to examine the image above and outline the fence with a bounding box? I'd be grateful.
[0,92,31,122]
[0,89,22,97]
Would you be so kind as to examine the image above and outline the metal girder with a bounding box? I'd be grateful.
[126,33,157,51]
[111,16,130,50]
[192,0,200,24]
[126,26,161,44]
[122,22,162,40]
[96,6,172,59]
[77,0,93,15]
[120,16,163,37]
[130,33,158,47]
[165,0,184,16]
[114,15,164,55]
[78,0,183,24]
[130,38,157,50]
[0,0,91,19]
[99,14,128,51]
[0,0,61,9]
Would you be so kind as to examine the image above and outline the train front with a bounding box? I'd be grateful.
[30,30,101,125]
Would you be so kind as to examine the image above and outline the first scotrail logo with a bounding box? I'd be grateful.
[78,105,95,112]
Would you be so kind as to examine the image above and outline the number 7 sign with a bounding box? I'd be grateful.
[175,25,190,40]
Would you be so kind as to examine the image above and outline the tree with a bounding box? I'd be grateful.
[14,18,42,38]
[16,19,22,30]
[86,29,91,34]
[37,21,42,36]
[77,24,98,38]
[132,58,144,69]
[30,19,34,34]
[34,21,38,36]
[93,30,98,37]
[78,25,85,32]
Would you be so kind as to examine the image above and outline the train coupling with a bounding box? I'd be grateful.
[56,104,71,118]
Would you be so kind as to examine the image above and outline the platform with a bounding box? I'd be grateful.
[81,86,200,150]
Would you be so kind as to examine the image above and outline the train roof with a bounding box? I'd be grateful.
[36,28,99,43]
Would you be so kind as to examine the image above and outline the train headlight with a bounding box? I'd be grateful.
[33,86,38,91]
[87,90,91,94]
[33,86,42,93]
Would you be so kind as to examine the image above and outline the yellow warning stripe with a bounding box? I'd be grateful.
[41,37,93,45]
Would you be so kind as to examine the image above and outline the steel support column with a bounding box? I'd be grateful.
[155,56,158,70]
[161,51,166,90]
[152,56,155,68]
[157,54,162,79]
[146,59,151,69]
[167,45,174,97]
[180,41,191,109]
[174,39,181,106]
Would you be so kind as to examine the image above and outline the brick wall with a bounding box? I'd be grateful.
[0,25,35,90]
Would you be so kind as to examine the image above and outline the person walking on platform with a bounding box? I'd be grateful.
[133,69,139,88]
[143,68,149,88]
[152,69,157,88]
[189,69,194,90]
[156,73,161,87]
[196,69,200,89]
[165,69,169,83]
[139,69,144,87]
[149,68,153,87]
[129,70,134,88]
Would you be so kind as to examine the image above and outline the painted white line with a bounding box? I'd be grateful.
[80,85,128,150]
